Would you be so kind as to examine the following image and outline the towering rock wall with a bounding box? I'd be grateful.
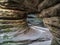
[38,0,60,45]
[0,0,28,34]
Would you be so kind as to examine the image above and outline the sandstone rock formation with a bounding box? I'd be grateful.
[0,0,60,45]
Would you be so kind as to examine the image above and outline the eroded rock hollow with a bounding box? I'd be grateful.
[0,0,60,45]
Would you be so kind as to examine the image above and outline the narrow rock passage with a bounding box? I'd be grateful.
[0,26,52,45]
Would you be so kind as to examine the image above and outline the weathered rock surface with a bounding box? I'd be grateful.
[0,26,52,45]
[0,0,60,45]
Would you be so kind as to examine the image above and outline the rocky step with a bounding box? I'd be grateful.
[0,23,26,33]
[0,20,26,30]
[0,8,25,19]
[0,20,25,24]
